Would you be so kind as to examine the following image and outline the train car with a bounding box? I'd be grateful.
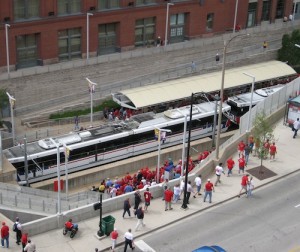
[3,101,231,184]
[224,85,284,124]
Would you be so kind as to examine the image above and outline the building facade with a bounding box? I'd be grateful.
[0,0,296,71]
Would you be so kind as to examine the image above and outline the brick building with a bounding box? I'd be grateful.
[0,0,296,71]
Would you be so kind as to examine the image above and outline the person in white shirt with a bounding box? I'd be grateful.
[214,163,225,186]
[124,229,135,251]
[24,239,36,252]
[293,118,300,138]
[194,175,202,196]
[173,184,181,203]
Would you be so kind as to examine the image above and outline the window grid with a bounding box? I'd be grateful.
[98,0,120,10]
[14,0,39,20]
[57,0,81,15]
[58,28,82,61]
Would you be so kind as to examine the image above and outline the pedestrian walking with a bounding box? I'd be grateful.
[269,142,277,160]
[21,232,28,251]
[187,181,196,203]
[293,118,300,138]
[247,176,254,197]
[215,52,220,64]
[203,179,214,203]
[134,206,145,231]
[74,115,79,130]
[214,163,225,186]
[227,157,235,177]
[194,175,202,196]
[122,198,131,218]
[13,217,22,245]
[173,183,181,203]
[237,140,245,158]
[124,229,135,252]
[144,187,152,212]
[164,187,174,211]
[244,144,251,165]
[1,222,9,248]
[238,174,249,198]
[248,135,254,153]
[23,239,36,252]
[191,61,196,72]
[162,179,169,200]
[238,155,246,175]
[111,228,118,252]
[134,190,142,212]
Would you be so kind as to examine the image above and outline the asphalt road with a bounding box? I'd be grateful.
[131,171,300,252]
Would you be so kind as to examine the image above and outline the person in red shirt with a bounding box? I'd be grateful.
[238,140,246,157]
[269,142,277,160]
[238,174,249,197]
[164,187,174,211]
[1,222,9,248]
[144,187,152,212]
[203,179,214,203]
[65,219,74,230]
[227,157,235,177]
[238,155,246,175]
[110,228,118,252]
[21,232,28,251]
[202,150,210,159]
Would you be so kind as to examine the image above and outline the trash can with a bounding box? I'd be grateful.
[101,215,115,236]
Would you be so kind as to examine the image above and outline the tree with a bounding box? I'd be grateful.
[252,112,275,173]
[278,29,300,72]
[0,89,9,127]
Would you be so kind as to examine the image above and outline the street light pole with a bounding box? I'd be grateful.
[86,12,93,63]
[212,95,220,148]
[6,92,16,144]
[155,127,171,183]
[5,24,10,78]
[295,44,300,48]
[243,72,255,132]
[215,34,249,159]
[49,138,62,215]
[233,0,239,34]
[86,77,97,125]
[164,3,174,48]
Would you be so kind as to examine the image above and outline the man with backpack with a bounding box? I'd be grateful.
[134,206,145,231]
[13,217,22,245]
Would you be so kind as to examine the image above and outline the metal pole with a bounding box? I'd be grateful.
[64,145,69,198]
[5,24,10,78]
[97,193,104,237]
[164,3,174,47]
[293,1,296,22]
[157,130,161,183]
[86,13,93,63]
[181,93,194,210]
[212,96,220,147]
[215,41,227,159]
[181,114,187,177]
[24,138,29,187]
[6,92,15,144]
[233,0,239,34]
[243,72,255,132]
[0,131,2,172]
[90,89,93,124]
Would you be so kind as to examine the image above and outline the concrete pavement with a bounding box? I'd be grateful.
[2,118,298,252]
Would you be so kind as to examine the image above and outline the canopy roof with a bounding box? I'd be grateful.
[112,61,296,110]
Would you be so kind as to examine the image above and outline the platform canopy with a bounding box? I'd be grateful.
[112,61,296,110]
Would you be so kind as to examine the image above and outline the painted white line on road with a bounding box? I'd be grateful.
[294,204,300,208]
[134,240,156,252]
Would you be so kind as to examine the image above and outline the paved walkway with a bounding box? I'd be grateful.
[1,118,299,252]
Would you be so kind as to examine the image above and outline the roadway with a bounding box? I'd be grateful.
[133,171,300,252]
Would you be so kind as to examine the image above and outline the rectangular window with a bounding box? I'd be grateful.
[98,23,118,55]
[135,17,155,47]
[58,28,81,61]
[206,13,214,30]
[57,0,81,15]
[261,0,270,21]
[98,0,120,10]
[14,0,39,20]
[170,13,185,43]
[16,34,38,68]
[136,0,155,6]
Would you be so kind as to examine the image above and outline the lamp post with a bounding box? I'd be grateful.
[233,0,239,34]
[63,144,70,198]
[86,12,93,63]
[86,77,97,125]
[211,95,220,148]
[295,44,300,48]
[215,33,249,159]
[49,138,62,215]
[164,3,174,47]
[243,72,255,132]
[6,92,16,144]
[5,24,10,78]
[155,127,172,183]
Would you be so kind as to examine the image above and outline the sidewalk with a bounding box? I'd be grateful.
[2,119,297,252]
